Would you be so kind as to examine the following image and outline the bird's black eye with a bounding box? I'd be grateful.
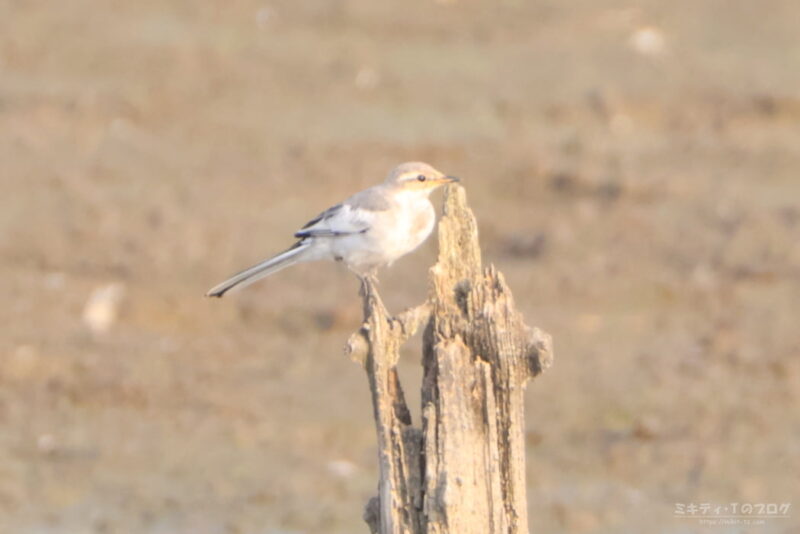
[417,174,426,182]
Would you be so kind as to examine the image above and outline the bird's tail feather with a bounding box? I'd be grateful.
[206,242,309,297]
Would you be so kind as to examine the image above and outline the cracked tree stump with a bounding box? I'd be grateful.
[346,184,553,534]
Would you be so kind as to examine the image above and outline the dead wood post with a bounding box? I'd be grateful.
[346,184,553,534]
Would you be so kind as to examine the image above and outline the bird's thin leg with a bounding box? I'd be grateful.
[357,270,379,298]
[358,275,368,298]
[366,269,380,298]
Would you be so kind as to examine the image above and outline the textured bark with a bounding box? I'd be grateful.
[346,185,553,534]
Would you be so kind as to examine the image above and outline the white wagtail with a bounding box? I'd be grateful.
[206,162,458,297]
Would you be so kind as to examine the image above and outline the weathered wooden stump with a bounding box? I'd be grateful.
[346,185,553,534]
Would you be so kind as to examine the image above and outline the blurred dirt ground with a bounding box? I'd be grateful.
[2,1,799,533]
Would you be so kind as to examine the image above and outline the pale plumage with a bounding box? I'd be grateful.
[206,162,458,297]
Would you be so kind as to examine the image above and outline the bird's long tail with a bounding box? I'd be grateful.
[206,241,310,298]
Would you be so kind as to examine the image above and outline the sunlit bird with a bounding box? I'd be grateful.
[206,162,458,297]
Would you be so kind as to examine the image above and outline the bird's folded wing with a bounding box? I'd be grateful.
[294,203,373,238]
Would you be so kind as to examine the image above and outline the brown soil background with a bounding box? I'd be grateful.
[2,1,799,533]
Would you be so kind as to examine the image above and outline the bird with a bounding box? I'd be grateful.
[206,161,459,298]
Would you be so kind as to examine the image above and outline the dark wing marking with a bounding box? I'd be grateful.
[298,203,343,230]
[294,227,368,238]
[293,189,388,239]
[293,203,369,238]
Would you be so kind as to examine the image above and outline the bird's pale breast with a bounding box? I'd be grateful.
[386,197,435,262]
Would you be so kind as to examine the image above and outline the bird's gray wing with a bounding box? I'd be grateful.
[296,204,343,231]
[294,187,391,239]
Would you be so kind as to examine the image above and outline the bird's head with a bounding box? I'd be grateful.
[384,161,459,194]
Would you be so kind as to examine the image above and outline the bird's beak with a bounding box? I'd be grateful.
[441,175,460,184]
